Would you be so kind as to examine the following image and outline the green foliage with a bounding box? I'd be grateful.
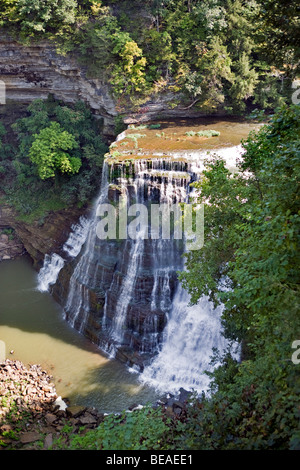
[114,114,127,135]
[185,130,220,137]
[255,0,300,73]
[230,52,259,112]
[178,347,300,450]
[0,0,78,36]
[126,133,146,148]
[0,97,107,219]
[110,32,147,96]
[1,0,296,112]
[198,130,220,137]
[65,406,172,450]
[179,105,300,449]
[140,29,175,82]
[0,121,6,139]
[29,121,80,180]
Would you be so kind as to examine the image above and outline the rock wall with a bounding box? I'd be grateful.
[51,159,190,369]
[0,230,24,261]
[0,202,85,269]
[0,34,117,137]
[0,34,219,135]
[0,34,108,265]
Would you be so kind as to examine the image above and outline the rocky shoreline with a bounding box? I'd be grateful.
[0,232,25,262]
[0,359,189,450]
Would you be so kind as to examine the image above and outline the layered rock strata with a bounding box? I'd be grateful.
[0,34,219,135]
[0,202,86,269]
[0,34,117,137]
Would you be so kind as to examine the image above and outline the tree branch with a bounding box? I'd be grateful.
[179,98,201,110]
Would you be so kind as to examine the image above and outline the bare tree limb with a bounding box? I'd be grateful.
[179,98,201,110]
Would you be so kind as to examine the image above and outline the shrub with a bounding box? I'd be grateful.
[67,407,172,451]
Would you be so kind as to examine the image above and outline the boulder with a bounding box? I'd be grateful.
[20,431,42,444]
[66,405,87,419]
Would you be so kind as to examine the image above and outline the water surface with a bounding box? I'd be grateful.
[0,257,161,413]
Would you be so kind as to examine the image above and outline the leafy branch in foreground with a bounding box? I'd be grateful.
[56,406,174,451]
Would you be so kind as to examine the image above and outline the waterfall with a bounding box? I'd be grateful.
[37,216,90,293]
[110,232,146,343]
[63,162,110,329]
[63,216,90,258]
[37,253,65,292]
[37,144,243,396]
[101,171,148,346]
[138,146,244,394]
[139,289,229,395]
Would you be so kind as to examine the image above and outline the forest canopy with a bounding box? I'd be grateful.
[0,0,299,112]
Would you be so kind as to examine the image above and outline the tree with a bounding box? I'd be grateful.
[141,29,174,81]
[255,0,300,75]
[111,32,147,96]
[230,52,258,111]
[1,0,78,34]
[178,105,300,449]
[29,121,80,181]
[192,36,233,110]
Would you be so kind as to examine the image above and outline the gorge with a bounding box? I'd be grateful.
[0,32,260,405]
[0,0,298,450]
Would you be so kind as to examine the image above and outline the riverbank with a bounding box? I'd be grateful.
[0,359,189,450]
[0,359,115,450]
[0,231,24,262]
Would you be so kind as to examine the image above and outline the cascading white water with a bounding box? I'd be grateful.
[37,253,65,292]
[110,231,146,343]
[140,289,229,394]
[139,146,244,394]
[63,216,90,258]
[103,169,148,345]
[92,159,190,357]
[63,162,110,328]
[38,144,243,397]
[37,216,91,293]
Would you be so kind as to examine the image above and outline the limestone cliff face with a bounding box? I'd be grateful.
[0,34,113,265]
[0,203,86,268]
[0,35,117,137]
[0,34,213,135]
